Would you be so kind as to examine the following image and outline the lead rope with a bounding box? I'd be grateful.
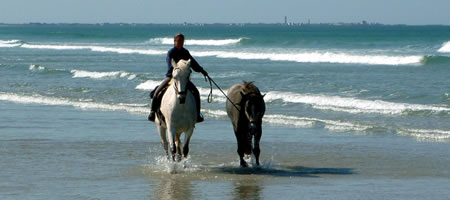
[205,75,241,112]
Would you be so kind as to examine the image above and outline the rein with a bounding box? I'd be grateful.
[205,75,241,112]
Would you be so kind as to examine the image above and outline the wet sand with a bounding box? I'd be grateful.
[1,102,449,200]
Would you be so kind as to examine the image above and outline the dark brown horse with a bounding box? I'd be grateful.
[226,81,265,167]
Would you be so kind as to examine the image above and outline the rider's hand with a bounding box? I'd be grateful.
[201,70,208,77]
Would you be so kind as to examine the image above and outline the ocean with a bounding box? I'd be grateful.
[1,24,449,199]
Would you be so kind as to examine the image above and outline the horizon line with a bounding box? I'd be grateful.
[1,22,450,26]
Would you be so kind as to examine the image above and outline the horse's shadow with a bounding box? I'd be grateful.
[214,165,355,178]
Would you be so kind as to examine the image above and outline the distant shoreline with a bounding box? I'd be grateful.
[1,22,449,27]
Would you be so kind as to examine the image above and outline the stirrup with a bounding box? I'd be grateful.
[197,113,204,123]
[148,112,155,122]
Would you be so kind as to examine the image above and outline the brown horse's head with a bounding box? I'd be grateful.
[240,82,266,136]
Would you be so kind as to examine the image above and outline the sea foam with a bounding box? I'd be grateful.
[1,92,448,141]
[0,92,148,114]
[71,70,136,80]
[0,39,22,47]
[16,41,424,65]
[148,37,244,46]
[437,41,450,53]
[193,51,423,65]
[21,44,166,55]
[264,91,450,115]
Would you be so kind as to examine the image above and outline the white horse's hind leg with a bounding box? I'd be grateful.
[157,124,169,157]
[183,128,194,158]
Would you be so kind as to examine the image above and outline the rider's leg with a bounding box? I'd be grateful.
[187,81,204,123]
[148,77,171,122]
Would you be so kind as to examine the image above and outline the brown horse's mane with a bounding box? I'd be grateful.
[241,81,262,96]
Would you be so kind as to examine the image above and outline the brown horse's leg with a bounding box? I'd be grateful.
[237,142,248,167]
[253,131,262,166]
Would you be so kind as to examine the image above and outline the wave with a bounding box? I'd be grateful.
[397,128,450,142]
[202,109,449,141]
[5,39,439,66]
[264,91,450,115]
[0,39,23,47]
[193,50,424,65]
[135,80,163,90]
[421,55,450,65]
[20,44,166,55]
[7,39,425,65]
[1,92,448,141]
[0,92,149,114]
[437,41,450,53]
[29,64,46,71]
[136,81,450,116]
[71,69,136,80]
[148,37,245,46]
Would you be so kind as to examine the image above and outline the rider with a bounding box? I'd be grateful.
[148,33,208,123]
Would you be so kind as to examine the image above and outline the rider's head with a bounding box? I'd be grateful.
[174,33,185,49]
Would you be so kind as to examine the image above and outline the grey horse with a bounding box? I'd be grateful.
[226,81,266,167]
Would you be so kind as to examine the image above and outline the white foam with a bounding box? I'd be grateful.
[21,44,166,55]
[437,41,450,53]
[0,39,22,47]
[135,80,164,90]
[29,64,45,71]
[2,92,448,140]
[71,70,136,80]
[16,41,424,65]
[265,91,450,115]
[148,37,243,46]
[0,92,148,114]
[398,128,450,141]
[264,114,316,127]
[192,50,423,65]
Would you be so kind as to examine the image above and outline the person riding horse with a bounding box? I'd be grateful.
[148,33,208,123]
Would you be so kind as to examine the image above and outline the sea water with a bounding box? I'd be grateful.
[1,24,449,199]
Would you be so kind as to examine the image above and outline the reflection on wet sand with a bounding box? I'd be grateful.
[152,176,193,200]
[232,179,262,200]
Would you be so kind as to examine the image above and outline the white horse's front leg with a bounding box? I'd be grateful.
[175,132,183,162]
[183,128,194,158]
[167,125,177,161]
[156,124,168,157]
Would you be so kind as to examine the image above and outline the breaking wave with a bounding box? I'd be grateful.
[148,37,245,46]
[71,70,136,80]
[1,92,448,141]
[3,39,426,65]
[0,92,149,114]
[193,51,424,65]
[437,41,450,53]
[0,39,23,47]
[20,44,166,55]
[264,91,450,115]
[136,81,450,116]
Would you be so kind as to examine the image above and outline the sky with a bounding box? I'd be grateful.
[0,0,449,25]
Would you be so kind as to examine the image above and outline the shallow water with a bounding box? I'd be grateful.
[1,101,449,200]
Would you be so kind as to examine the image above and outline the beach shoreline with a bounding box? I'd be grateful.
[1,101,449,200]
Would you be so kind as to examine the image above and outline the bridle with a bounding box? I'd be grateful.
[172,66,190,96]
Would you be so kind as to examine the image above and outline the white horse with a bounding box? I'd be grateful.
[156,59,197,161]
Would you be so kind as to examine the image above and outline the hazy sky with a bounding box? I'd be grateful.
[1,0,449,25]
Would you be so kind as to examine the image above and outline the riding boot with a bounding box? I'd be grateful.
[148,95,159,122]
[188,81,204,123]
[148,77,171,122]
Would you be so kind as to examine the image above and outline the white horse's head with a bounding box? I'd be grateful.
[171,59,192,104]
